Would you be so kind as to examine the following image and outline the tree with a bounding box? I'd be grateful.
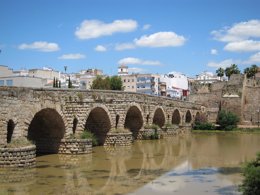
[110,76,123,90]
[225,64,240,79]
[68,77,73,88]
[58,80,61,88]
[217,110,239,130]
[55,78,58,88]
[244,65,258,78]
[53,77,56,88]
[91,76,111,90]
[216,67,224,78]
[240,153,260,195]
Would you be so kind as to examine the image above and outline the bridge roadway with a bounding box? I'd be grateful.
[0,87,202,153]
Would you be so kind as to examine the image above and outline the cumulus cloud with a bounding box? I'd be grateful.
[211,49,218,55]
[128,67,146,73]
[224,40,260,52]
[244,52,260,64]
[115,43,136,51]
[212,19,260,42]
[134,32,186,47]
[18,41,60,52]
[75,19,137,39]
[118,57,162,66]
[95,45,107,52]
[207,59,239,68]
[58,53,86,60]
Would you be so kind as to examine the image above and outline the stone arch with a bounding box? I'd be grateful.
[172,109,181,125]
[85,106,111,146]
[194,112,201,123]
[152,107,166,128]
[28,108,65,154]
[7,119,15,143]
[124,104,144,139]
[185,110,192,123]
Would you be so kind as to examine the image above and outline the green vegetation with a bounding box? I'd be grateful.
[53,77,61,88]
[162,123,176,130]
[69,130,98,146]
[217,110,239,130]
[6,137,33,148]
[244,64,258,78]
[81,130,98,146]
[91,75,123,90]
[240,153,260,195]
[193,113,215,130]
[143,124,160,139]
[68,77,73,88]
[225,64,240,79]
[216,67,224,78]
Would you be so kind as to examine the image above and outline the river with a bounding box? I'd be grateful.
[1,132,260,195]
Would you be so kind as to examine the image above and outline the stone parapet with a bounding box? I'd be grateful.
[58,139,92,154]
[104,132,133,146]
[0,145,36,168]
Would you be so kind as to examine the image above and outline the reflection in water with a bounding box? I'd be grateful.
[0,133,260,195]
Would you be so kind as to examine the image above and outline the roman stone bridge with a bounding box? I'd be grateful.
[0,87,203,153]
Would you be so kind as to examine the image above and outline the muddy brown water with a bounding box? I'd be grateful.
[1,132,260,195]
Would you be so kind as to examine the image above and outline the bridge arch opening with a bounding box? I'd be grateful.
[85,107,111,145]
[7,119,15,143]
[152,108,165,128]
[124,106,143,139]
[72,117,78,135]
[195,112,201,123]
[116,114,120,129]
[172,109,181,125]
[28,108,65,154]
[185,110,192,123]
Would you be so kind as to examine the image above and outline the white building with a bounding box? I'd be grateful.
[195,71,221,83]
[160,72,189,99]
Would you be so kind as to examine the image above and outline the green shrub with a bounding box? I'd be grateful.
[193,122,215,130]
[110,128,130,133]
[7,137,33,148]
[240,153,260,195]
[144,124,160,130]
[217,110,239,131]
[81,131,98,146]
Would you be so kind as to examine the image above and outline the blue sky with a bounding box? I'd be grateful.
[0,0,260,77]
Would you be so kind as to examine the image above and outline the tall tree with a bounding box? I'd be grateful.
[216,67,224,78]
[244,64,258,78]
[58,80,61,88]
[68,76,73,88]
[110,76,123,90]
[225,64,240,79]
[53,77,56,88]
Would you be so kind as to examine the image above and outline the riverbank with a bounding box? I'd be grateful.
[192,128,260,133]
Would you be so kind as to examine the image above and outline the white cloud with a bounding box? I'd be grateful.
[58,53,86,60]
[211,49,218,55]
[224,40,260,52]
[212,19,260,42]
[244,52,260,64]
[75,19,137,39]
[18,41,60,52]
[115,43,136,51]
[118,57,162,66]
[142,24,151,30]
[207,59,239,68]
[95,45,107,52]
[134,32,186,47]
[128,67,146,73]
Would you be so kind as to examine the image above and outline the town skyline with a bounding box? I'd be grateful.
[0,0,260,77]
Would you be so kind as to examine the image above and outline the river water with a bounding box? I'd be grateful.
[1,132,260,195]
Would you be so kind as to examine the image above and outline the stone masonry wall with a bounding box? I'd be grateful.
[0,87,202,147]
[0,145,36,168]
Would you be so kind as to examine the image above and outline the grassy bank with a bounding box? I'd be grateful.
[192,128,260,133]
